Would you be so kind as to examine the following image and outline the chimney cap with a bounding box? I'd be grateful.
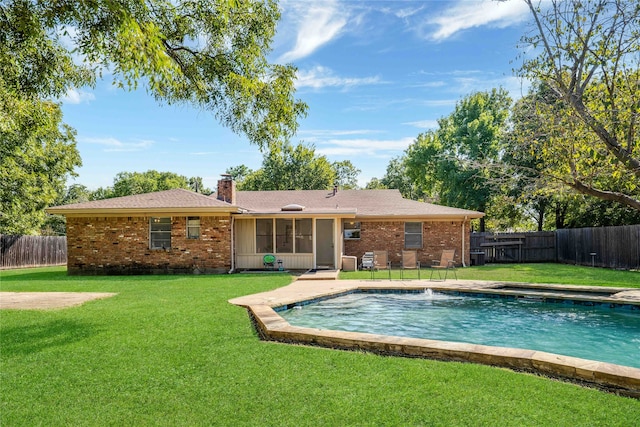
[220,173,233,181]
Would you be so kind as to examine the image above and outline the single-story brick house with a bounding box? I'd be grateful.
[47,177,484,274]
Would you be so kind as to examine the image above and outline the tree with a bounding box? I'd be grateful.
[519,0,640,211]
[225,165,253,186]
[1,0,306,233]
[110,170,191,197]
[237,143,336,190]
[405,89,512,231]
[41,184,93,235]
[365,177,387,190]
[188,177,211,194]
[2,0,306,149]
[0,96,81,234]
[380,156,420,200]
[332,160,361,189]
[87,170,204,200]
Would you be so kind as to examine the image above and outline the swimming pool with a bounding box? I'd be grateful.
[279,290,640,369]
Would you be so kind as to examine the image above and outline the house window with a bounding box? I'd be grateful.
[276,219,293,253]
[405,222,422,249]
[295,218,312,253]
[343,221,361,239]
[255,218,313,254]
[256,219,273,253]
[187,217,200,239]
[150,217,171,249]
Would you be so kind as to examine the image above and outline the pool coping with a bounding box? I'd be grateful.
[229,279,640,398]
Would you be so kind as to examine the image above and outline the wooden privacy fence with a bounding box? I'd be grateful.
[470,232,556,263]
[470,225,640,270]
[556,225,640,270]
[0,235,67,269]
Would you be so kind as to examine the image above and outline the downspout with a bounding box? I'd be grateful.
[229,215,235,274]
[461,216,468,267]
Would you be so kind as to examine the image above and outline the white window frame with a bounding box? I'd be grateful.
[295,218,312,253]
[256,219,274,253]
[276,218,293,253]
[404,222,422,249]
[343,221,361,240]
[150,217,171,249]
[187,216,201,239]
[255,218,313,254]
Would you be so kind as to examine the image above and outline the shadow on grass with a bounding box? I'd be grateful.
[1,319,97,356]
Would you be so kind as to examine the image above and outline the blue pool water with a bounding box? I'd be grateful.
[279,291,640,368]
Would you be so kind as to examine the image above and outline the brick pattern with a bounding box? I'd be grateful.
[66,216,231,274]
[343,220,470,266]
[217,179,236,204]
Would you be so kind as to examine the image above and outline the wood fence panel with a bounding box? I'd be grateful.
[0,235,67,269]
[472,227,638,269]
[555,225,639,270]
[471,231,555,263]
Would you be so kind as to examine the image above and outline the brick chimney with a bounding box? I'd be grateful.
[217,174,236,204]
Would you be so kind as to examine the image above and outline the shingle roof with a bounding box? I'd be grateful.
[47,188,236,213]
[236,189,484,218]
[48,187,484,219]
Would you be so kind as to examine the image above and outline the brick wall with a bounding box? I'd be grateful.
[66,215,232,275]
[343,220,470,266]
[217,178,236,204]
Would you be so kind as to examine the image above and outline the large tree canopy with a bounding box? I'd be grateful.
[519,0,640,211]
[89,170,207,199]
[0,94,81,234]
[1,0,306,148]
[1,0,306,234]
[405,89,512,231]
[234,143,337,191]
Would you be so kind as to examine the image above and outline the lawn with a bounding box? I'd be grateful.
[341,262,640,288]
[1,265,639,426]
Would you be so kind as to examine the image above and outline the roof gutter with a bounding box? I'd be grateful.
[45,207,243,216]
[229,215,235,274]
[462,216,468,267]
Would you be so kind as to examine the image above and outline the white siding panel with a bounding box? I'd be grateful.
[235,219,255,253]
[236,254,313,270]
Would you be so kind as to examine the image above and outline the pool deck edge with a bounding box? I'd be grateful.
[230,279,640,398]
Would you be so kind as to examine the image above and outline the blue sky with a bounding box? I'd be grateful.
[60,0,533,191]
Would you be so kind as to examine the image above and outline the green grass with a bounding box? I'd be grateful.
[1,266,639,426]
[340,262,640,288]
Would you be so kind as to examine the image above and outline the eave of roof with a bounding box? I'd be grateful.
[45,188,485,220]
[46,188,239,215]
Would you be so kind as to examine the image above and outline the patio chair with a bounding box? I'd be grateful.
[430,249,457,281]
[401,250,420,280]
[372,250,391,280]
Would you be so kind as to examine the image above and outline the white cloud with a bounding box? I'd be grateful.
[61,88,95,104]
[446,74,530,101]
[316,137,415,157]
[296,66,382,90]
[428,0,530,41]
[413,81,447,88]
[395,6,425,20]
[299,129,383,137]
[81,137,154,152]
[403,120,439,129]
[279,1,347,62]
